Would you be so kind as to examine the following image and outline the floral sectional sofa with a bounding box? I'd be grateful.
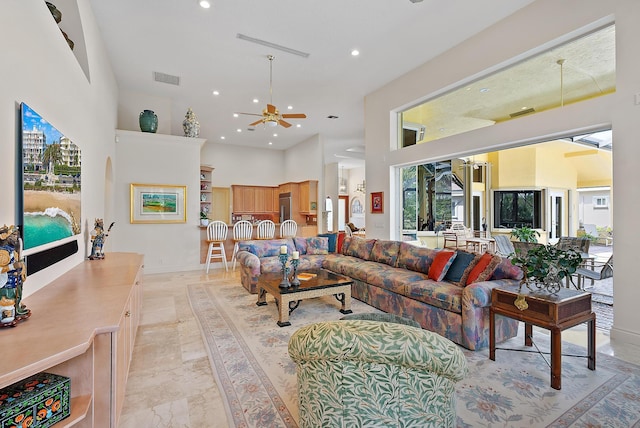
[236,235,523,350]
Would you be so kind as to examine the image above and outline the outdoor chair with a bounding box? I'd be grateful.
[575,255,613,290]
[493,235,515,257]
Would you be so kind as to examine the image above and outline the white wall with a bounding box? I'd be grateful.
[1,1,118,296]
[365,0,640,345]
[113,130,204,273]
[201,142,286,187]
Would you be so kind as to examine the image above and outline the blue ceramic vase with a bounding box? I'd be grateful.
[139,110,158,133]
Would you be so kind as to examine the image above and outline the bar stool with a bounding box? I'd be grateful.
[231,220,253,270]
[257,220,275,240]
[279,219,297,238]
[205,220,228,273]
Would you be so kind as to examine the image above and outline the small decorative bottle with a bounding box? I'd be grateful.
[183,108,200,138]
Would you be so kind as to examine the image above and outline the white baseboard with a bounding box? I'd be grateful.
[610,325,640,347]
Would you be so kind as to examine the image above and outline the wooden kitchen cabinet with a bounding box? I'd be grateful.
[299,180,318,214]
[232,185,277,214]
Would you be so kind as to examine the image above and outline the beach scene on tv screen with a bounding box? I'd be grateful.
[21,103,81,251]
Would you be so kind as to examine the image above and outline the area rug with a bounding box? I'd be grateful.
[187,282,640,428]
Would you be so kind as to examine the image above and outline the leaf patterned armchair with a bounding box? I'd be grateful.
[288,320,468,428]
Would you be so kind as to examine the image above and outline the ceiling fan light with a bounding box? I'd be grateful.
[267,119,278,127]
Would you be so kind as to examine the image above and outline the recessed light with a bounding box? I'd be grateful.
[351,49,360,56]
[268,142,273,145]
[273,133,278,137]
[253,98,259,103]
[479,88,490,93]
[233,113,239,118]
[287,105,293,110]
[199,0,211,9]
[220,136,225,140]
[521,106,528,110]
[296,124,301,128]
[236,129,242,133]
[212,90,219,96]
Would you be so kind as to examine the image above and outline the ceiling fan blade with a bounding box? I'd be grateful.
[266,104,277,114]
[278,120,292,128]
[237,112,263,117]
[249,119,264,126]
[282,113,306,119]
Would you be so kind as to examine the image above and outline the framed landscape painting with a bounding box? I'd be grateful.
[130,183,186,223]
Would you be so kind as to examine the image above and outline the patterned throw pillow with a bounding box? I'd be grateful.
[293,237,308,255]
[317,233,337,253]
[428,250,457,281]
[306,237,329,255]
[444,250,480,286]
[345,236,376,260]
[466,252,502,285]
[369,240,401,267]
[491,257,524,281]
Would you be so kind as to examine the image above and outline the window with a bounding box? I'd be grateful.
[493,190,542,229]
[593,196,609,209]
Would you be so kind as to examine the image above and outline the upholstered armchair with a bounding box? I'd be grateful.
[288,320,468,428]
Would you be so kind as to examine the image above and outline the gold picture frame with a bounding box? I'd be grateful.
[130,183,187,224]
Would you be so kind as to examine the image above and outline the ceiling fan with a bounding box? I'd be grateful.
[237,55,306,128]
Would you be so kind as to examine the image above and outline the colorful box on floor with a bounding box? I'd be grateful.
[0,372,70,428]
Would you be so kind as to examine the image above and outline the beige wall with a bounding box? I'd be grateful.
[365,0,640,345]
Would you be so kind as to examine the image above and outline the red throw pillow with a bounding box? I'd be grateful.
[428,250,457,281]
[466,252,502,285]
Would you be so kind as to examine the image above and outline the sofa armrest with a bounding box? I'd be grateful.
[288,320,467,382]
[463,279,520,308]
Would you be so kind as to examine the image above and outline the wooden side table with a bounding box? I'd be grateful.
[489,284,595,390]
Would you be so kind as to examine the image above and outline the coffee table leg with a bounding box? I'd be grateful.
[256,288,267,307]
[277,295,291,327]
[551,327,561,390]
[335,291,352,314]
[588,314,596,370]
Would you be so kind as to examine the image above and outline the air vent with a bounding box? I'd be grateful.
[153,71,180,86]
[509,107,535,118]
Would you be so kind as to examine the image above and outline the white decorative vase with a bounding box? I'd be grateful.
[200,219,209,227]
[183,108,200,138]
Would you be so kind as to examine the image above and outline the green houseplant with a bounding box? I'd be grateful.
[510,244,582,309]
[200,210,209,226]
[510,226,541,243]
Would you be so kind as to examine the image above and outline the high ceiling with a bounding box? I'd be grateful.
[89,0,534,168]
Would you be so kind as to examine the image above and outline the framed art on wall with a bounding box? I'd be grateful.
[371,192,384,214]
[130,183,186,223]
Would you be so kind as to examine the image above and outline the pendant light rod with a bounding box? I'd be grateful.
[557,58,565,107]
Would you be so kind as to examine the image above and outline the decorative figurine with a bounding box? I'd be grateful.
[0,224,30,327]
[89,219,114,260]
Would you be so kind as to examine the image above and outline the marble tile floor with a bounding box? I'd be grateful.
[118,267,639,428]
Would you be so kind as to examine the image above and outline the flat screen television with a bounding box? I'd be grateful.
[20,102,82,256]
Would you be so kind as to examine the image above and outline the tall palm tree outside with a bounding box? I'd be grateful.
[42,143,62,178]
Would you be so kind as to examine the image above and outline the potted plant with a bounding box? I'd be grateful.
[200,211,209,226]
[510,225,540,243]
[510,244,582,309]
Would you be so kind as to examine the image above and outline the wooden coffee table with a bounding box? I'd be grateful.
[490,284,595,390]
[256,269,353,327]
